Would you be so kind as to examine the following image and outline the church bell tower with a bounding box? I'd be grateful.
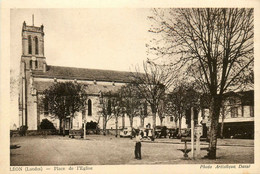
[19,18,47,129]
[21,20,46,71]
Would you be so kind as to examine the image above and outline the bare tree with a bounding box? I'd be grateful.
[157,99,166,126]
[120,83,142,138]
[132,61,174,139]
[110,91,124,137]
[164,99,179,129]
[98,91,114,135]
[139,101,149,128]
[148,8,253,158]
[166,82,200,137]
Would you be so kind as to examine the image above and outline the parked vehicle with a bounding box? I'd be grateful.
[168,128,178,138]
[155,126,167,138]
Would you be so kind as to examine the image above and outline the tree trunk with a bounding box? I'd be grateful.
[175,120,178,129]
[68,118,71,138]
[159,115,163,126]
[152,112,156,141]
[220,107,225,139]
[122,113,125,129]
[178,117,182,137]
[115,116,118,137]
[103,116,107,136]
[59,118,62,135]
[62,118,66,137]
[130,117,133,139]
[140,116,143,128]
[207,95,222,159]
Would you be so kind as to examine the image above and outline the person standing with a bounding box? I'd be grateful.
[135,131,142,160]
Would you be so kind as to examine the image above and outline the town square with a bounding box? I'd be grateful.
[5,6,258,174]
[11,135,254,165]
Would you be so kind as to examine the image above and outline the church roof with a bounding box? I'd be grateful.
[33,81,122,94]
[32,65,134,83]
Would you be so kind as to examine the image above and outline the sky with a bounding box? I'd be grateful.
[10,8,152,128]
[11,8,151,72]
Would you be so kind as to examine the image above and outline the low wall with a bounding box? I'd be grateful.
[10,129,58,137]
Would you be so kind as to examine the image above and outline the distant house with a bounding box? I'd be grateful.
[200,90,254,139]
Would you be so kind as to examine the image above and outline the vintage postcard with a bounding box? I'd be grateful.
[1,0,260,174]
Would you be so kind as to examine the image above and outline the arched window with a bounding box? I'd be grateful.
[107,99,112,115]
[88,99,92,116]
[28,35,32,54]
[35,60,38,68]
[34,36,39,55]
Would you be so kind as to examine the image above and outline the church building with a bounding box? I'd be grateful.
[18,21,177,132]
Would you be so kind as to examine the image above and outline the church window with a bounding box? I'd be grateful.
[170,116,174,122]
[30,60,32,69]
[88,99,92,116]
[35,60,38,68]
[35,36,39,55]
[28,35,32,54]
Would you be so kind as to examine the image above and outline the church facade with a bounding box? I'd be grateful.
[18,21,180,131]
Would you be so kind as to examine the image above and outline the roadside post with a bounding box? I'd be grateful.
[191,107,194,159]
[84,119,86,140]
[195,124,203,158]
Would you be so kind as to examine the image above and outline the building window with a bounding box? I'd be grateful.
[35,60,38,68]
[28,35,32,54]
[170,116,174,122]
[231,107,238,118]
[29,60,32,69]
[35,36,39,55]
[88,99,92,116]
[250,105,254,117]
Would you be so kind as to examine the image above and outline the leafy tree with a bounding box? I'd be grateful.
[40,119,56,130]
[42,82,87,136]
[148,8,253,158]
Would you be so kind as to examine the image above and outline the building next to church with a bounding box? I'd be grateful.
[18,21,187,132]
[200,90,254,139]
